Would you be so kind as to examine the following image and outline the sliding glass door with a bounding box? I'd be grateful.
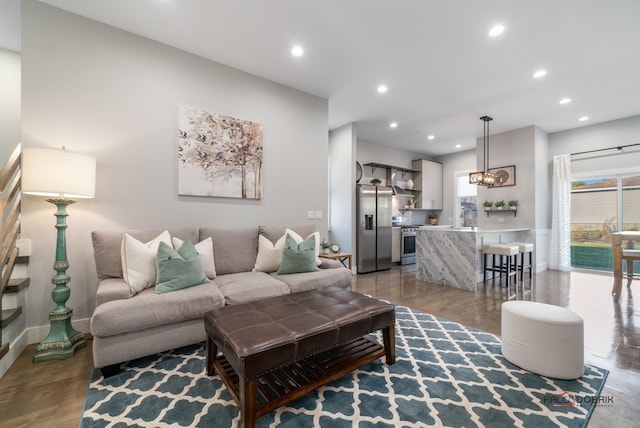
[570,175,640,271]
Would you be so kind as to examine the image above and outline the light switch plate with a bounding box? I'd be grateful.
[315,210,323,219]
[307,210,315,219]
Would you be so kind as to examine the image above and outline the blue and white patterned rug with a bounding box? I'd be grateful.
[80,306,607,427]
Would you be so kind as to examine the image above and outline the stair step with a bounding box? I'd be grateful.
[5,277,30,294]
[1,306,22,328]
[15,255,29,265]
[0,343,8,360]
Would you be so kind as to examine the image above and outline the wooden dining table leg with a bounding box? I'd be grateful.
[612,236,623,302]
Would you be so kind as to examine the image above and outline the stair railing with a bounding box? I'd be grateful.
[0,143,22,359]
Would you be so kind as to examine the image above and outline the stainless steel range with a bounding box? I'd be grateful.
[400,225,418,265]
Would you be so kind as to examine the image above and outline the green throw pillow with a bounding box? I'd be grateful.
[155,240,209,294]
[277,233,320,275]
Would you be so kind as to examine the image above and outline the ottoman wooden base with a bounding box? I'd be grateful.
[207,333,394,427]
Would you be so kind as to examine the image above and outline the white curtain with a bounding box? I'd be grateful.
[550,154,572,271]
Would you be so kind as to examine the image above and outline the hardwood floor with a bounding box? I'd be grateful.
[0,267,638,427]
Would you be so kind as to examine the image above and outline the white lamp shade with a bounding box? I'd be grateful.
[22,148,96,198]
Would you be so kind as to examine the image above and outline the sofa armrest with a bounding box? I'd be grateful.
[96,278,133,306]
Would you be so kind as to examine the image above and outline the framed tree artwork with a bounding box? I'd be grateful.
[178,105,263,199]
[487,165,516,187]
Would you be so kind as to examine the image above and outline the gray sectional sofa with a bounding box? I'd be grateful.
[90,224,352,374]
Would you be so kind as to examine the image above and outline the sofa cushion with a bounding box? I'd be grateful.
[213,272,290,305]
[155,241,209,294]
[95,278,133,306]
[121,231,172,294]
[271,266,353,293]
[172,236,216,279]
[253,233,287,272]
[286,229,322,266]
[258,224,316,244]
[278,233,320,275]
[92,227,197,281]
[199,227,258,275]
[90,281,225,337]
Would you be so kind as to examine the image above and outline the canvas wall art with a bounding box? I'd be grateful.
[487,165,516,187]
[178,105,263,199]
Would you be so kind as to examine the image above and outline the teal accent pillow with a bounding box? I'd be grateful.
[155,240,209,294]
[277,233,320,275]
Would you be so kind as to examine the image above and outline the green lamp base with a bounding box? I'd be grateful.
[33,307,87,362]
[33,197,87,363]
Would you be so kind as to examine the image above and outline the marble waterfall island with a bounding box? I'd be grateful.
[416,228,477,291]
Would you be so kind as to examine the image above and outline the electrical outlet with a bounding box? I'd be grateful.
[307,210,315,219]
[315,210,323,219]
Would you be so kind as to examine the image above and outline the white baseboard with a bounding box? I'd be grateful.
[0,317,92,379]
[0,330,28,378]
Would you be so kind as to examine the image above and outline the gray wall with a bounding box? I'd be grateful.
[477,126,538,231]
[550,114,640,178]
[21,1,330,333]
[0,48,20,164]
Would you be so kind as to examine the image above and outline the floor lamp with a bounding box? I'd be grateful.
[22,147,96,362]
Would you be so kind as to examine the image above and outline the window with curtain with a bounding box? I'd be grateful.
[455,172,477,228]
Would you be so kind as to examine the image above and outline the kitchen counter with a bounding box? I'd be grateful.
[416,228,478,291]
[418,226,529,233]
[415,227,531,290]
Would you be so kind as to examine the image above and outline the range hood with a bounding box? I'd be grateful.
[391,185,413,197]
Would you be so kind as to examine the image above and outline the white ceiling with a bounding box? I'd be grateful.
[5,0,640,156]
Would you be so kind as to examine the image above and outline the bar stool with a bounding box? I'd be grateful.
[483,243,519,286]
[510,242,534,281]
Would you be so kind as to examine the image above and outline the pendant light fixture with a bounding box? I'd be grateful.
[469,115,498,186]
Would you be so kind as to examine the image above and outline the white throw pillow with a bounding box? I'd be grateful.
[121,231,172,294]
[285,228,322,266]
[253,233,287,272]
[172,236,216,279]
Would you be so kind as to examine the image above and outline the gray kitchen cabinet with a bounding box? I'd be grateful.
[411,159,443,210]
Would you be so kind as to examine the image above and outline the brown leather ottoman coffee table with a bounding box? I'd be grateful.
[204,286,395,428]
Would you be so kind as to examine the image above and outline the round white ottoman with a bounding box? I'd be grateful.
[501,301,584,379]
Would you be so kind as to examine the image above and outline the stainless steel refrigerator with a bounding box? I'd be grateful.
[356,184,392,273]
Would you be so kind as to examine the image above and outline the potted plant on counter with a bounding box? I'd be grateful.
[482,201,493,211]
[508,200,519,210]
[495,200,505,210]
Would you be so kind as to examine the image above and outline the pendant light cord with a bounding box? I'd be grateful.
[480,116,493,172]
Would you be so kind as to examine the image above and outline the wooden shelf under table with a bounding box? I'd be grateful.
[319,252,352,269]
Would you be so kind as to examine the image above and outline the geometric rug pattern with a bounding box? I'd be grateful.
[80,305,608,427]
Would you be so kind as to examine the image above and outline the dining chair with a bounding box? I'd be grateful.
[610,224,640,285]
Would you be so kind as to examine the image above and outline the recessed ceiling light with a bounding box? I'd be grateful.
[389,122,398,128]
[559,98,572,105]
[578,116,589,122]
[427,135,435,140]
[377,84,388,93]
[291,45,304,57]
[533,69,547,79]
[489,24,505,37]
[455,144,462,149]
